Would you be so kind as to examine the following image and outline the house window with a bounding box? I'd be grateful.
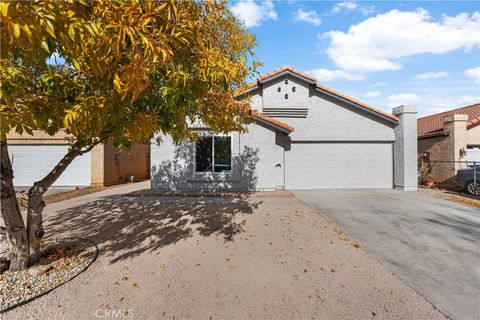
[195,136,232,172]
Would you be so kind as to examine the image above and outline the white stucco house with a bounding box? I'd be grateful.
[151,66,418,191]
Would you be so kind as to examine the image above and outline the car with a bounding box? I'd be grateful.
[456,165,480,196]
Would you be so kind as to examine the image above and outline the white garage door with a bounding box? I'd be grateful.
[285,142,393,189]
[9,145,91,187]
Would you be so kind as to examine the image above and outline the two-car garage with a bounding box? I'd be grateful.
[285,142,394,189]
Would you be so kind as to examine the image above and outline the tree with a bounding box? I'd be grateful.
[0,0,258,270]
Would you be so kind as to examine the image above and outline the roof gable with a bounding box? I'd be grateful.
[417,103,480,138]
[244,66,399,123]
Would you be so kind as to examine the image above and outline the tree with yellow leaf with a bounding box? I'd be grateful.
[0,0,258,270]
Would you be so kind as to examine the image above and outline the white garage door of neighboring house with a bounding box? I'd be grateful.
[285,142,393,189]
[467,147,480,164]
[9,145,91,187]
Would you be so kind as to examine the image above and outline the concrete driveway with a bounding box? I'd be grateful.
[293,189,480,320]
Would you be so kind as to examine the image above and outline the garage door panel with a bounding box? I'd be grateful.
[9,145,91,187]
[285,142,392,189]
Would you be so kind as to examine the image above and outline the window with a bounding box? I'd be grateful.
[195,136,231,172]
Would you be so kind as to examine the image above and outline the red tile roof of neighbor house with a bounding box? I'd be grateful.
[250,110,295,133]
[417,103,480,138]
[245,66,399,122]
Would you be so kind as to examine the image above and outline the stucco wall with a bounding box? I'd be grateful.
[249,88,263,111]
[260,74,396,141]
[417,115,472,185]
[98,143,150,186]
[466,125,480,144]
[150,121,285,190]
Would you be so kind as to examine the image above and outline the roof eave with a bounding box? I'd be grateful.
[418,131,449,139]
[315,87,399,124]
[251,113,294,134]
[260,70,317,86]
[467,117,480,129]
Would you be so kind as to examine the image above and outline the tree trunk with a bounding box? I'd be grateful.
[26,142,93,265]
[0,140,29,270]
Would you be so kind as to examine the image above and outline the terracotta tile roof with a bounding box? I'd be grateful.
[244,65,398,122]
[250,110,295,133]
[257,65,317,82]
[417,103,480,138]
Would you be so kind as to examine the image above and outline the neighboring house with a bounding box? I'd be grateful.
[418,103,480,185]
[7,131,150,187]
[151,66,418,191]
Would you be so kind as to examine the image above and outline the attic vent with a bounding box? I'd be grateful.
[262,107,308,118]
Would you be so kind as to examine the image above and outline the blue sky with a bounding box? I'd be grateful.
[230,0,480,116]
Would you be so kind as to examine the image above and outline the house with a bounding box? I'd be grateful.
[150,66,418,191]
[418,103,480,185]
[7,131,150,187]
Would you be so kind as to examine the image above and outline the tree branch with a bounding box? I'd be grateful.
[29,133,110,195]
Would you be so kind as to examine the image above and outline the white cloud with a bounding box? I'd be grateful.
[324,9,480,74]
[465,66,480,83]
[420,95,480,116]
[307,68,364,82]
[386,93,421,107]
[231,0,277,28]
[332,1,373,15]
[359,5,374,15]
[295,8,321,26]
[415,71,448,81]
[365,91,381,97]
[332,1,357,14]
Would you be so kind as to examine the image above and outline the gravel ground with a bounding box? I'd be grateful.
[1,238,97,312]
[419,186,480,207]
[2,187,446,320]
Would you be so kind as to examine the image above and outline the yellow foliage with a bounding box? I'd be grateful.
[0,0,258,149]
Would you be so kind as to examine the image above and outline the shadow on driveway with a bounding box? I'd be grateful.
[46,196,259,264]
